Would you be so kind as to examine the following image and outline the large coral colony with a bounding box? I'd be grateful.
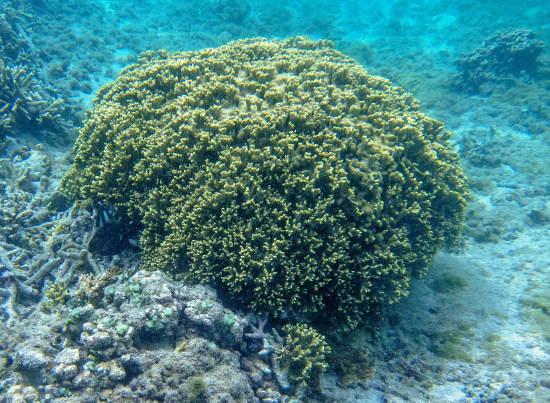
[4,36,467,401]
[63,38,466,331]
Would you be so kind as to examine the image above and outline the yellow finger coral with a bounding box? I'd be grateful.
[61,37,468,331]
[276,323,331,395]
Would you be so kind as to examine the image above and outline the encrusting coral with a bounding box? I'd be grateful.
[61,37,468,331]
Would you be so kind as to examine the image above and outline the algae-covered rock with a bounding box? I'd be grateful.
[61,37,468,330]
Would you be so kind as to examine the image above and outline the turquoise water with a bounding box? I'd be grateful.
[1,0,550,402]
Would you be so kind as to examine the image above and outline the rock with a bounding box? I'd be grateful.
[52,363,78,379]
[21,386,40,401]
[72,369,95,389]
[96,360,126,382]
[85,331,112,349]
[54,348,80,365]
[12,349,50,372]
[5,386,25,403]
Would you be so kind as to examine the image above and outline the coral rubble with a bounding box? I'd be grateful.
[62,36,468,331]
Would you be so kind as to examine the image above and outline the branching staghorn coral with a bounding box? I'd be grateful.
[0,0,33,60]
[0,60,68,142]
[0,203,101,324]
[0,0,73,146]
[0,150,114,326]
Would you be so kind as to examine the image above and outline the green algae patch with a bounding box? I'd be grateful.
[463,226,502,243]
[485,333,502,343]
[431,273,469,294]
[526,209,550,227]
[188,377,207,403]
[481,332,503,352]
[436,342,474,363]
[467,177,497,195]
[327,345,374,387]
[520,282,550,342]
[435,326,474,363]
